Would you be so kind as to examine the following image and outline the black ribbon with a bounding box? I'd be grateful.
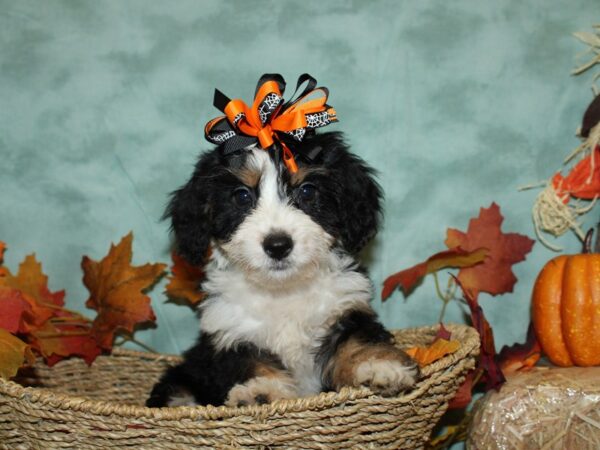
[204,73,337,165]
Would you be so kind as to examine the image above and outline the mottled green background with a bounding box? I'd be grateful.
[1,1,597,362]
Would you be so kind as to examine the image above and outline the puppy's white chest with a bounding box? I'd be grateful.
[256,305,325,395]
[200,260,373,396]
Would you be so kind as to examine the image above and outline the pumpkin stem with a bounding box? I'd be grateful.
[595,222,600,254]
[583,227,594,253]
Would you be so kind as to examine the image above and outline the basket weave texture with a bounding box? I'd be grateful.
[0,323,479,449]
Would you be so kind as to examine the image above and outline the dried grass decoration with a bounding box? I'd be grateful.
[572,24,600,84]
[523,95,600,251]
[521,25,600,250]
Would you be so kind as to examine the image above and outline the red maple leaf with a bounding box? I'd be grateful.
[382,247,488,300]
[497,322,541,376]
[0,241,7,277]
[436,322,452,341]
[453,275,505,391]
[448,370,475,409]
[445,203,535,298]
[30,317,102,366]
[0,287,32,333]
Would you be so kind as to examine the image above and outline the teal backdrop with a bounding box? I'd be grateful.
[1,1,598,363]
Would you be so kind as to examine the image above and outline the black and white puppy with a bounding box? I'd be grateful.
[147,132,419,408]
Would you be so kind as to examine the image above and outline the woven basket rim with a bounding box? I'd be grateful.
[0,323,480,422]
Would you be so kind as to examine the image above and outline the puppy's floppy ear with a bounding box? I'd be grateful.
[164,153,215,266]
[335,152,383,254]
[310,132,382,254]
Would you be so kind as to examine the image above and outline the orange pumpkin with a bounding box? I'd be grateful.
[532,231,600,367]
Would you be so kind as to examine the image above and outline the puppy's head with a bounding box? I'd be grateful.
[166,132,382,285]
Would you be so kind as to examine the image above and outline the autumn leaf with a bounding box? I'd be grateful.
[0,237,163,370]
[0,287,32,333]
[497,322,541,376]
[0,328,35,379]
[406,323,459,367]
[165,252,206,306]
[0,241,7,277]
[436,322,452,341]
[0,247,103,366]
[445,203,535,298]
[30,319,102,366]
[427,421,470,449]
[82,232,166,350]
[0,254,65,307]
[382,247,489,300]
[447,370,476,409]
[453,275,505,391]
[406,338,461,367]
[0,254,65,332]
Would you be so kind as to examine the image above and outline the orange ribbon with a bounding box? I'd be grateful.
[205,74,337,173]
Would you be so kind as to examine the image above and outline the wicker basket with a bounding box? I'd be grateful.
[0,324,479,449]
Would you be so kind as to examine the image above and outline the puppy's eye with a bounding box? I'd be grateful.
[232,187,254,207]
[298,183,317,202]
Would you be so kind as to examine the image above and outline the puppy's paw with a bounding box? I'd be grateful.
[166,388,198,407]
[330,341,420,397]
[147,381,198,408]
[225,375,298,407]
[354,357,419,396]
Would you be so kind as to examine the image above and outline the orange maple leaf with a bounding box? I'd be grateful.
[81,232,166,350]
[165,252,207,306]
[0,254,65,332]
[2,254,65,306]
[445,203,535,298]
[406,338,461,367]
[0,328,35,379]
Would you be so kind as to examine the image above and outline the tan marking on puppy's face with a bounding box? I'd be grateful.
[233,165,262,188]
[289,166,328,186]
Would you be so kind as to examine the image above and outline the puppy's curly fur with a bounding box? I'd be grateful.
[147,132,419,407]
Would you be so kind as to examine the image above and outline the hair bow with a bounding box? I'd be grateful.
[204,74,338,173]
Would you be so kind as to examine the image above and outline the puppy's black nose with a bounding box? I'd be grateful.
[263,233,293,260]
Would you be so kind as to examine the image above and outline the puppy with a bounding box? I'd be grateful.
[147,131,419,408]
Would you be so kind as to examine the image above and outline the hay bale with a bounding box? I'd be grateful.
[468,366,600,450]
